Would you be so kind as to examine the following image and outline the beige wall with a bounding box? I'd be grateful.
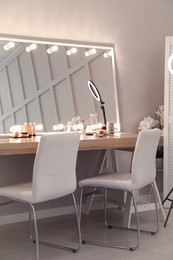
[0,0,172,132]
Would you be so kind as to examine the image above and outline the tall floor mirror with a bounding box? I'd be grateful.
[0,35,119,133]
[164,36,173,200]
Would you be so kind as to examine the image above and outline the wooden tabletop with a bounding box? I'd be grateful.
[0,132,138,156]
[80,132,137,151]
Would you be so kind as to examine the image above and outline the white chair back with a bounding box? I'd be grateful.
[131,129,161,188]
[32,132,80,202]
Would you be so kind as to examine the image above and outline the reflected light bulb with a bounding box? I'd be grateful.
[53,124,64,131]
[91,48,96,54]
[85,49,96,57]
[47,45,58,54]
[66,47,77,56]
[103,50,112,58]
[71,47,77,54]
[10,125,21,133]
[4,41,15,51]
[66,50,71,56]
[26,43,37,52]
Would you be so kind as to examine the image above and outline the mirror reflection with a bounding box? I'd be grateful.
[0,35,119,133]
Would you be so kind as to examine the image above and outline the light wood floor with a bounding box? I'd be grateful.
[0,207,172,260]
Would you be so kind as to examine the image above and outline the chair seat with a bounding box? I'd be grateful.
[0,182,34,202]
[79,172,141,191]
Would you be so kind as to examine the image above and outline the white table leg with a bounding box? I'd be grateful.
[153,180,166,221]
[122,181,166,228]
[122,192,133,228]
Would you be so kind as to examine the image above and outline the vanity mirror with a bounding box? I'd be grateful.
[0,34,119,133]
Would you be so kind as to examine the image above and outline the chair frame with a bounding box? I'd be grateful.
[1,193,81,260]
[79,180,159,251]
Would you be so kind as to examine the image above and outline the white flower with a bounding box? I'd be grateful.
[155,105,164,128]
[138,116,159,131]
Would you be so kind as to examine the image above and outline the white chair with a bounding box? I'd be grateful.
[0,132,81,260]
[79,129,161,251]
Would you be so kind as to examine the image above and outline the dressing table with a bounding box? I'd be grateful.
[0,132,137,155]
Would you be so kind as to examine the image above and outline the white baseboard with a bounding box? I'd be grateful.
[0,201,107,226]
[0,205,76,226]
[0,193,162,226]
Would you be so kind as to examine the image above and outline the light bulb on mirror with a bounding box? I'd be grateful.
[103,50,112,58]
[53,124,64,131]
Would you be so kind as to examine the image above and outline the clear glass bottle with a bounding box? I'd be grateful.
[32,122,36,136]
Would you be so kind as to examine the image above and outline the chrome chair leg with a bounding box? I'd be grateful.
[29,193,81,253]
[104,188,108,227]
[29,203,39,260]
[104,184,159,235]
[71,193,81,252]
[79,186,140,251]
[150,183,159,233]
[104,190,140,250]
[79,187,84,224]
[29,205,35,243]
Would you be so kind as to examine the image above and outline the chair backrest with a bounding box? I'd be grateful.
[32,132,80,203]
[131,128,161,188]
